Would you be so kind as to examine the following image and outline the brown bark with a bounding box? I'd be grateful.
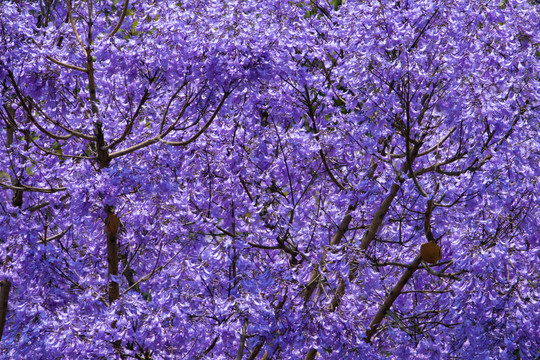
[304,349,317,360]
[94,120,110,168]
[0,279,11,341]
[302,206,355,303]
[246,338,265,360]
[359,181,402,251]
[328,278,346,312]
[304,142,425,357]
[329,142,424,309]
[365,198,439,341]
[84,41,117,302]
[105,209,120,302]
[236,318,248,360]
[365,256,421,342]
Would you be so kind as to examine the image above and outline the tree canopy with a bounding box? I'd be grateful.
[1,0,539,359]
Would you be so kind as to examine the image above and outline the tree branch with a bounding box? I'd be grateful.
[0,279,11,341]
[109,88,231,159]
[0,181,66,193]
[416,126,456,157]
[105,88,150,150]
[247,337,265,360]
[67,0,88,57]
[38,225,72,244]
[8,74,73,141]
[236,318,248,360]
[30,100,95,140]
[45,55,88,72]
[159,90,231,147]
[420,260,464,279]
[319,149,346,191]
[365,256,422,342]
[105,0,129,40]
[302,204,356,303]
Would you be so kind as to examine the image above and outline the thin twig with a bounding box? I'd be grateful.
[122,240,191,295]
[160,90,232,147]
[67,0,88,56]
[45,55,88,72]
[420,260,464,280]
[0,181,66,193]
[105,0,129,40]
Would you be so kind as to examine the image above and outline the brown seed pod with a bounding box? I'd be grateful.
[420,240,441,264]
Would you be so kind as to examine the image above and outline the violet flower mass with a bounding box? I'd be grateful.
[0,0,539,359]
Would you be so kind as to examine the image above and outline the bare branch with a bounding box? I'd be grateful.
[109,136,160,159]
[236,318,248,360]
[402,289,452,294]
[66,0,88,56]
[38,225,72,244]
[247,242,281,250]
[361,141,423,250]
[366,197,446,342]
[105,0,129,40]
[365,256,422,342]
[202,335,219,357]
[29,37,86,72]
[122,239,192,295]
[51,264,109,306]
[420,260,464,279]
[94,121,110,168]
[0,181,66,193]
[414,152,468,177]
[434,155,492,176]
[160,90,231,147]
[8,74,73,141]
[424,199,435,242]
[110,89,230,159]
[386,310,415,336]
[25,202,50,212]
[302,204,356,303]
[372,261,415,269]
[239,177,253,202]
[417,126,456,157]
[247,337,265,360]
[408,8,440,52]
[45,55,88,72]
[105,209,120,302]
[319,149,346,191]
[159,81,194,134]
[31,100,95,140]
[0,279,11,341]
[105,89,150,150]
[359,181,401,250]
[216,225,235,238]
[410,169,428,197]
[26,134,93,160]
[303,84,347,190]
[305,349,318,360]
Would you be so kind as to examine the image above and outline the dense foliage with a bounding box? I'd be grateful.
[1,0,539,359]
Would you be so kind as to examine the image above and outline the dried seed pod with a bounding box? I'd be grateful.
[420,240,441,264]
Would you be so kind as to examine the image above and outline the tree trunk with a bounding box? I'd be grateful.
[0,279,11,341]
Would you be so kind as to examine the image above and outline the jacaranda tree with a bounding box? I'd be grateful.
[1,0,539,359]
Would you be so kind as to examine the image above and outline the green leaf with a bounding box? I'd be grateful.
[130,18,139,36]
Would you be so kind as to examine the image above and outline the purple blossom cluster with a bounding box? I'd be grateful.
[1,0,539,359]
